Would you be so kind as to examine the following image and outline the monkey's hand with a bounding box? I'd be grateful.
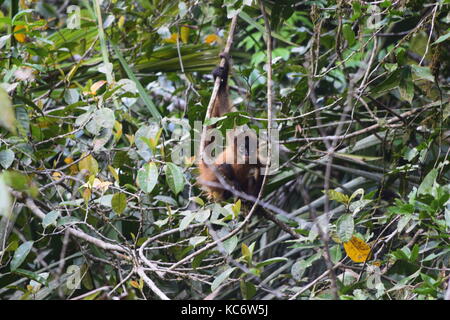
[212,52,230,81]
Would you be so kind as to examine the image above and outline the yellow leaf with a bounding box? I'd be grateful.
[19,0,28,9]
[129,280,140,289]
[118,16,125,30]
[90,80,107,95]
[82,188,91,203]
[343,236,371,263]
[66,65,79,83]
[13,25,27,43]
[180,26,190,44]
[149,137,157,152]
[113,121,122,141]
[36,120,52,128]
[125,134,135,146]
[0,11,5,31]
[335,152,382,162]
[330,231,342,244]
[78,154,99,175]
[52,172,62,181]
[31,19,48,31]
[64,157,73,165]
[108,165,119,182]
[0,87,16,134]
[241,243,252,264]
[87,178,112,192]
[204,34,219,44]
[372,260,382,267]
[184,155,195,167]
[65,157,79,175]
[232,199,241,217]
[163,33,178,43]
[326,189,350,205]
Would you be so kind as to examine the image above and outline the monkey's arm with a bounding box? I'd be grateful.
[211,53,231,118]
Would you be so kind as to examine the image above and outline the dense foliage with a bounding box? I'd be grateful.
[0,0,449,300]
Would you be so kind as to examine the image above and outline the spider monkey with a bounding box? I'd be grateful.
[198,53,263,200]
[196,54,301,240]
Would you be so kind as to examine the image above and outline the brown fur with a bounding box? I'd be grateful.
[198,54,263,200]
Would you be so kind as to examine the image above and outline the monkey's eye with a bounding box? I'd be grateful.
[238,144,249,157]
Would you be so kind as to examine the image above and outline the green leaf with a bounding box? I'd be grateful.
[371,69,400,95]
[222,236,238,255]
[189,197,204,206]
[194,209,210,223]
[111,42,161,120]
[337,214,354,243]
[2,170,38,197]
[42,210,60,228]
[0,149,14,169]
[240,280,256,300]
[11,241,34,271]
[241,243,252,264]
[78,154,99,176]
[94,108,115,129]
[417,169,438,196]
[189,236,207,247]
[57,216,81,227]
[445,207,450,228]
[326,189,350,205]
[111,193,127,215]
[165,162,185,195]
[388,201,414,215]
[231,199,241,217]
[349,188,364,203]
[351,2,361,21]
[192,250,209,269]
[15,95,45,117]
[13,269,48,286]
[291,260,307,281]
[342,24,355,46]
[349,199,372,215]
[211,267,236,292]
[64,88,80,104]
[411,65,434,82]
[179,213,196,231]
[0,87,16,134]
[137,162,158,193]
[0,176,12,218]
[329,245,342,264]
[433,31,450,44]
[135,125,160,161]
[154,217,169,228]
[397,215,412,233]
[255,257,288,268]
[410,244,419,262]
[15,106,30,137]
[335,152,382,162]
[239,11,299,47]
[399,67,414,104]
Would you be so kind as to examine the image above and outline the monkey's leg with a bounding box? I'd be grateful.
[216,163,241,199]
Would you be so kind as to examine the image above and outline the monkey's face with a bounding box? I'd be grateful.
[212,66,227,82]
[238,139,249,160]
[235,135,257,164]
